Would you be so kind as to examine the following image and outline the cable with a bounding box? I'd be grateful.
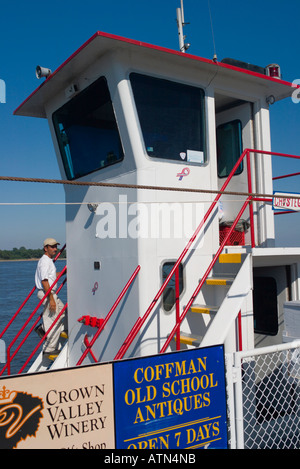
[0,175,299,201]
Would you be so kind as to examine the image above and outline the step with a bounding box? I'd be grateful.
[214,252,246,276]
[43,351,60,361]
[218,253,242,264]
[190,305,218,315]
[173,332,202,347]
[205,276,234,286]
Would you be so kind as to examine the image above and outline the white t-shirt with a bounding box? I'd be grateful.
[35,254,57,291]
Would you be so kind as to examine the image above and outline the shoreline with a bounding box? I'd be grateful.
[0,258,39,262]
[0,258,66,262]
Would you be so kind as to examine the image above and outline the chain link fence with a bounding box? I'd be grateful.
[227,340,300,449]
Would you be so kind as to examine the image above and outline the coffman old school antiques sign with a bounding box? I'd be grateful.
[0,346,227,449]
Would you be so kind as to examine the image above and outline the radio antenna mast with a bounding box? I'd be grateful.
[176,0,190,52]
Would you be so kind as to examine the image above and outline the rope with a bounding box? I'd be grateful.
[0,199,255,206]
[0,174,299,201]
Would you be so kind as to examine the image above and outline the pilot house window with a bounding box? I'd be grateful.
[216,120,243,178]
[130,73,206,163]
[52,76,123,180]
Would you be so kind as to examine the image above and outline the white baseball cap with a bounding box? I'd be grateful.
[43,238,60,247]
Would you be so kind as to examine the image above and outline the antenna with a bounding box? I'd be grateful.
[208,0,218,62]
[176,0,190,53]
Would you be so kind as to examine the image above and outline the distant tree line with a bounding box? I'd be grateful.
[0,246,66,260]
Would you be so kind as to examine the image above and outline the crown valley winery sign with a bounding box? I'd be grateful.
[0,346,227,449]
[0,364,114,449]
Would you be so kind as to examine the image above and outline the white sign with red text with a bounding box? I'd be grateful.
[273,192,300,212]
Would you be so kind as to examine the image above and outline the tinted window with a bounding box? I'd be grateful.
[52,77,123,180]
[130,73,206,164]
[162,262,184,312]
[217,120,243,178]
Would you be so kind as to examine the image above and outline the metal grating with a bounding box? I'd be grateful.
[227,341,300,449]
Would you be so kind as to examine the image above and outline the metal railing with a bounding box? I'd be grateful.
[3,150,299,371]
[0,267,67,376]
[160,198,251,354]
[272,165,300,215]
[0,245,67,375]
[0,245,66,343]
[18,298,68,374]
[227,340,300,449]
[115,148,300,360]
[76,265,140,366]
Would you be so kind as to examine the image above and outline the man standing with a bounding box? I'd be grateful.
[35,238,67,358]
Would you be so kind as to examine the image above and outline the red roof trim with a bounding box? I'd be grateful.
[14,31,296,115]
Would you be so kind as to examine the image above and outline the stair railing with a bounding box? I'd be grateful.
[160,196,251,353]
[76,265,140,366]
[115,148,300,360]
[0,266,67,376]
[272,165,300,215]
[0,244,66,342]
[18,300,68,374]
[114,149,251,360]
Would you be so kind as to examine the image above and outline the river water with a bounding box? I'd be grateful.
[0,260,67,375]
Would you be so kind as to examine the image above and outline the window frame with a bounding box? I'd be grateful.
[52,76,124,180]
[130,72,207,165]
[161,261,184,313]
[216,119,243,178]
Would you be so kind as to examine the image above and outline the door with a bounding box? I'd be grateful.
[216,102,254,237]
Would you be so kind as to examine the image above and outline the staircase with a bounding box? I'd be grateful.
[28,332,69,373]
[176,252,252,351]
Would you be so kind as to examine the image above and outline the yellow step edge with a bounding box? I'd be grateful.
[219,253,242,264]
[48,353,59,361]
[206,278,229,286]
[179,336,195,346]
[191,306,211,314]
[174,335,200,346]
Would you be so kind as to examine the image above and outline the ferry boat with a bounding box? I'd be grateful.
[1,3,300,450]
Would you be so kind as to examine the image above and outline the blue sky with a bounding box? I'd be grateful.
[0,0,299,249]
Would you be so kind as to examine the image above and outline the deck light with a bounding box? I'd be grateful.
[265,64,281,79]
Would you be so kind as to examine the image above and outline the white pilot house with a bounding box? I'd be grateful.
[12,31,300,373]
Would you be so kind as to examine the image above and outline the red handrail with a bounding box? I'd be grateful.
[254,149,300,216]
[0,266,67,376]
[15,278,67,368]
[76,265,140,366]
[160,196,251,353]
[273,171,300,180]
[15,278,67,374]
[165,148,300,352]
[250,149,300,159]
[246,151,255,248]
[115,148,300,360]
[83,335,98,363]
[175,265,181,351]
[18,301,68,374]
[0,286,36,342]
[114,149,249,360]
[0,244,66,341]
